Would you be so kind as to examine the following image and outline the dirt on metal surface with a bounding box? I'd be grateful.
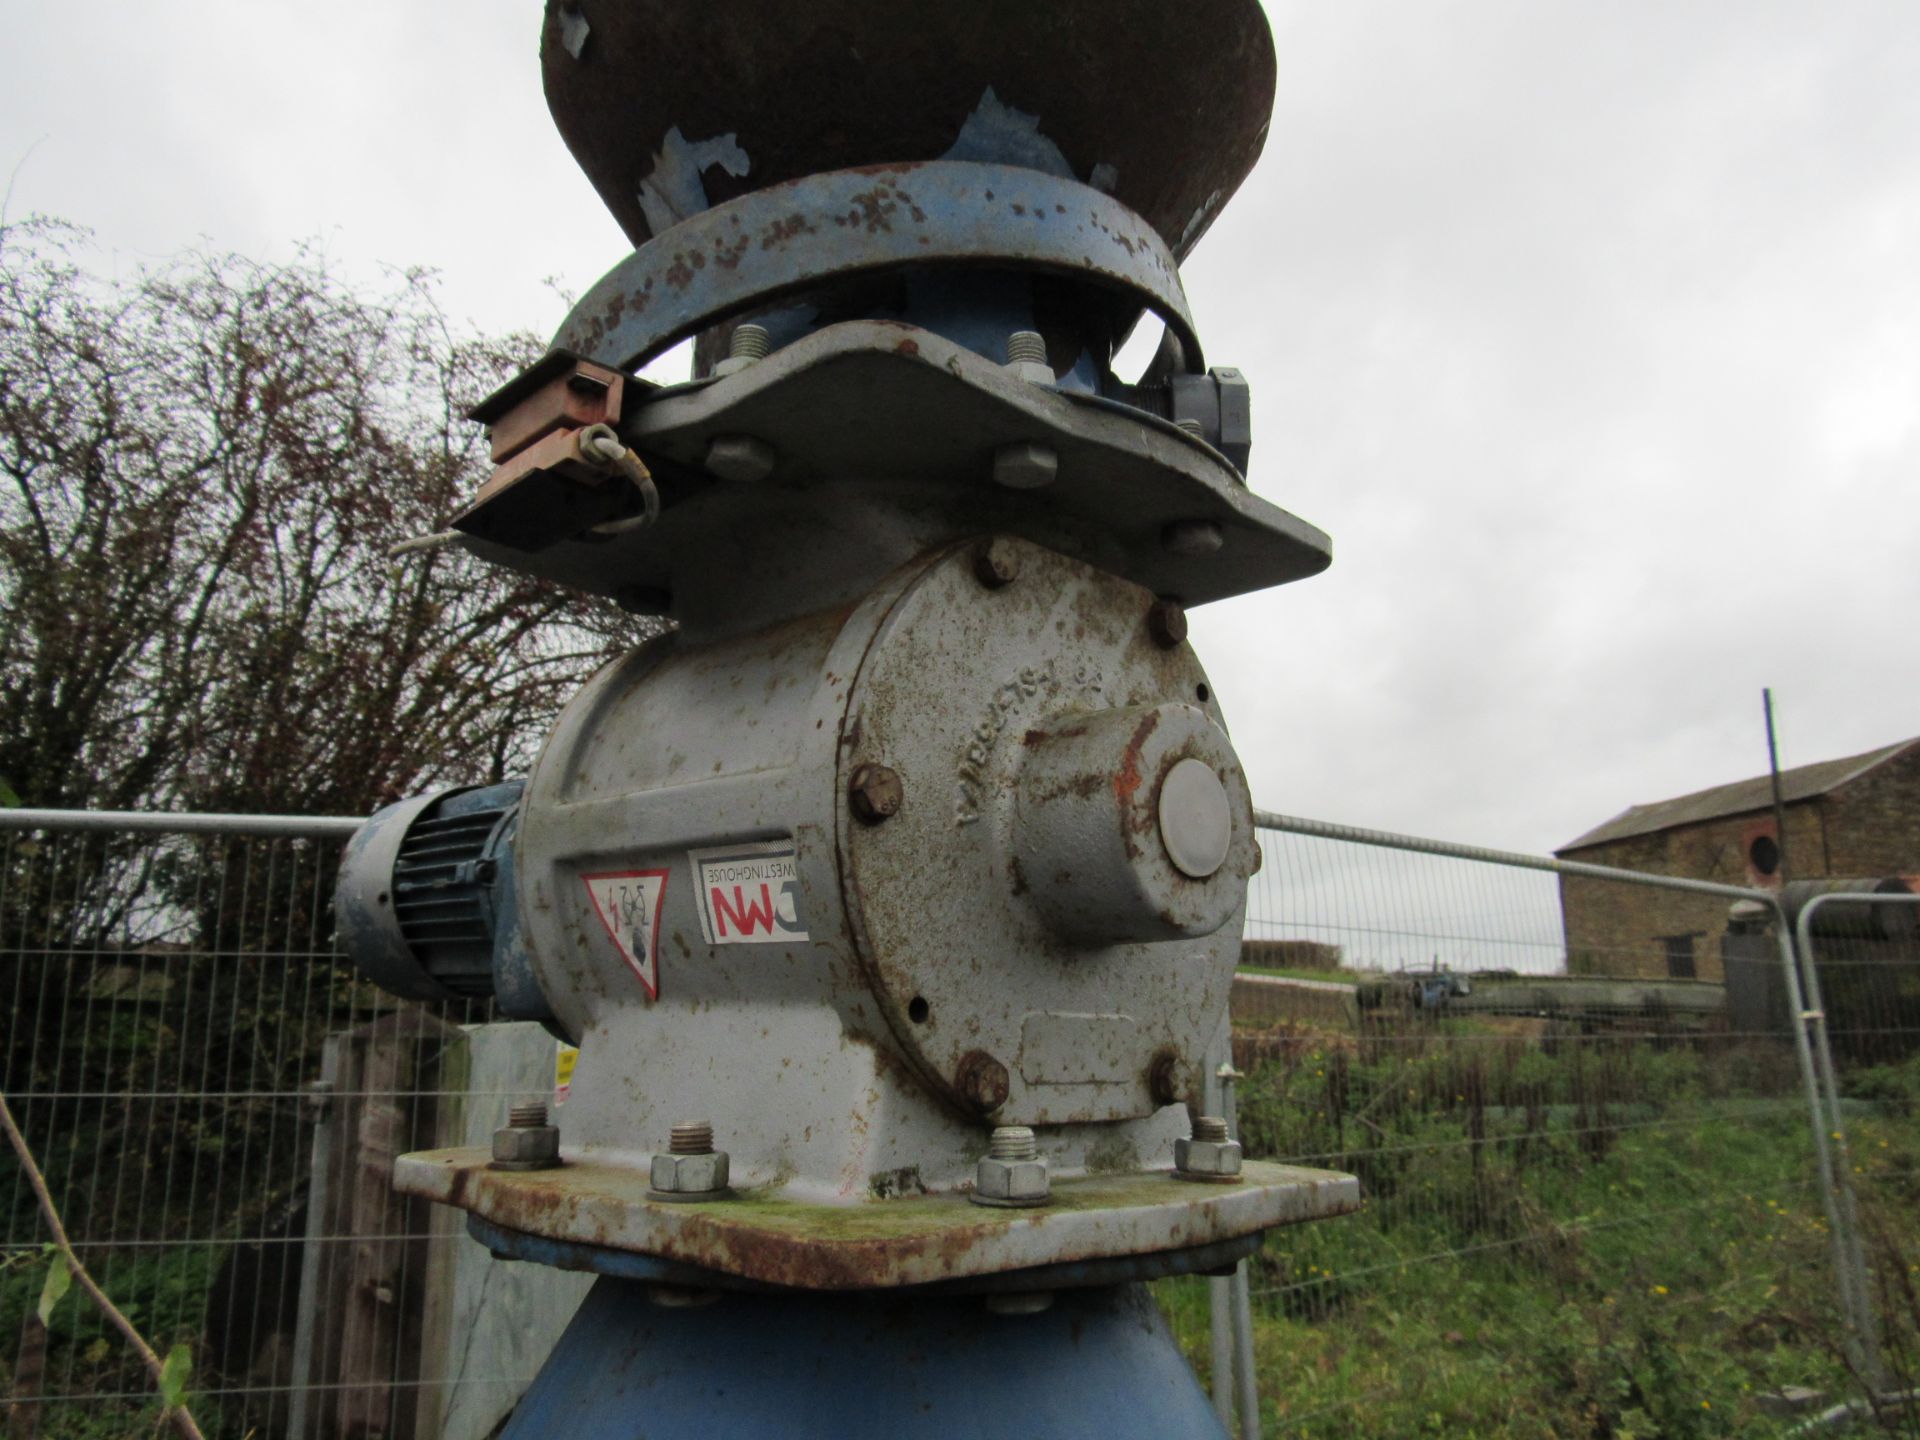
[400,1148,1359,1291]
[539,0,1276,261]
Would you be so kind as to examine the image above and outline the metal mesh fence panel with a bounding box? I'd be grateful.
[1154,818,1903,1438]
[1797,895,1920,1421]
[5,814,1905,1438]
[0,822,520,1438]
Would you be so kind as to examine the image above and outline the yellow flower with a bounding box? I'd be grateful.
[1652,1285,1669,1296]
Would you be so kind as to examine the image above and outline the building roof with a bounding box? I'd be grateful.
[1557,736,1920,854]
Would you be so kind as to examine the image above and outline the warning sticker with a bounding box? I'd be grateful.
[553,1042,579,1107]
[689,840,810,946]
[582,868,670,999]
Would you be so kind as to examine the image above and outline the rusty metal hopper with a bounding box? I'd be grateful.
[540,0,1276,261]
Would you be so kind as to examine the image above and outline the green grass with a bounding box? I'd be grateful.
[1158,1039,1920,1437]
[0,1240,222,1437]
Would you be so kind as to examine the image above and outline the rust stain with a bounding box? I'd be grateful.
[760,212,819,250]
[1113,709,1162,806]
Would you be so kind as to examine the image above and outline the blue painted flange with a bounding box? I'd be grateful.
[552,161,1204,375]
[500,1278,1228,1439]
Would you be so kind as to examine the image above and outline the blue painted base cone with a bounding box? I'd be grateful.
[501,1278,1228,1438]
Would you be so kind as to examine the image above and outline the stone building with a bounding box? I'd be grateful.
[1554,736,1920,979]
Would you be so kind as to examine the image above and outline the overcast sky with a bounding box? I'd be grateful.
[5,1,1916,856]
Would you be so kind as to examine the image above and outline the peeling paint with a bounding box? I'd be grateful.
[940,86,1075,179]
[637,126,752,236]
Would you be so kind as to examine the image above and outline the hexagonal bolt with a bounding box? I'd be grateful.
[971,537,1021,590]
[848,763,904,824]
[1147,1049,1183,1107]
[1003,330,1054,385]
[1162,519,1224,558]
[491,1101,560,1172]
[1175,1115,1243,1184]
[1147,598,1189,650]
[971,1125,1050,1208]
[713,323,772,378]
[955,1050,1011,1114]
[649,1119,731,1202]
[705,433,777,483]
[992,441,1058,490]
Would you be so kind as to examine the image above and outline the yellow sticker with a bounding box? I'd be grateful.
[554,1043,580,1105]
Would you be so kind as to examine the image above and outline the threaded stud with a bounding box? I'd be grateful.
[509,1101,549,1129]
[669,1120,715,1155]
[729,324,771,362]
[988,1125,1039,1162]
[1005,331,1048,367]
[1191,1115,1230,1144]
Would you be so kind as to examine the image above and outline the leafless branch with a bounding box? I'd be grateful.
[0,1092,206,1440]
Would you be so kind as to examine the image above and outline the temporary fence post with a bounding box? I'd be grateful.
[1772,906,1883,1390]
[1221,1063,1261,1440]
[1794,894,1920,1394]
[1205,1039,1237,1432]
[287,1056,340,1440]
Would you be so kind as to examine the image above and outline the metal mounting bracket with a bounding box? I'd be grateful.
[452,321,1330,610]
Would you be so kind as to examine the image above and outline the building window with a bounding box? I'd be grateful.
[1749,834,1780,876]
[1661,933,1697,979]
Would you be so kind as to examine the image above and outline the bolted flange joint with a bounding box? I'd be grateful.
[1174,1115,1242,1184]
[491,1100,561,1172]
[970,1125,1050,1209]
[648,1119,732,1203]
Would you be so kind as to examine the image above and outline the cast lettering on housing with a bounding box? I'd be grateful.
[689,840,811,945]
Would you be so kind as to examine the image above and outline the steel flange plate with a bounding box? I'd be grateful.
[454,322,1331,611]
[394,1150,1359,1290]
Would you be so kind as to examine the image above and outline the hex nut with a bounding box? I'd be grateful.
[1003,330,1054,386]
[714,323,772,377]
[992,442,1058,490]
[705,434,777,483]
[972,1157,1051,1208]
[848,763,904,824]
[955,1050,1011,1113]
[1147,598,1189,650]
[1162,519,1224,557]
[490,1123,560,1172]
[972,537,1021,589]
[648,1149,730,1200]
[1147,1049,1183,1107]
[1174,1136,1243,1183]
